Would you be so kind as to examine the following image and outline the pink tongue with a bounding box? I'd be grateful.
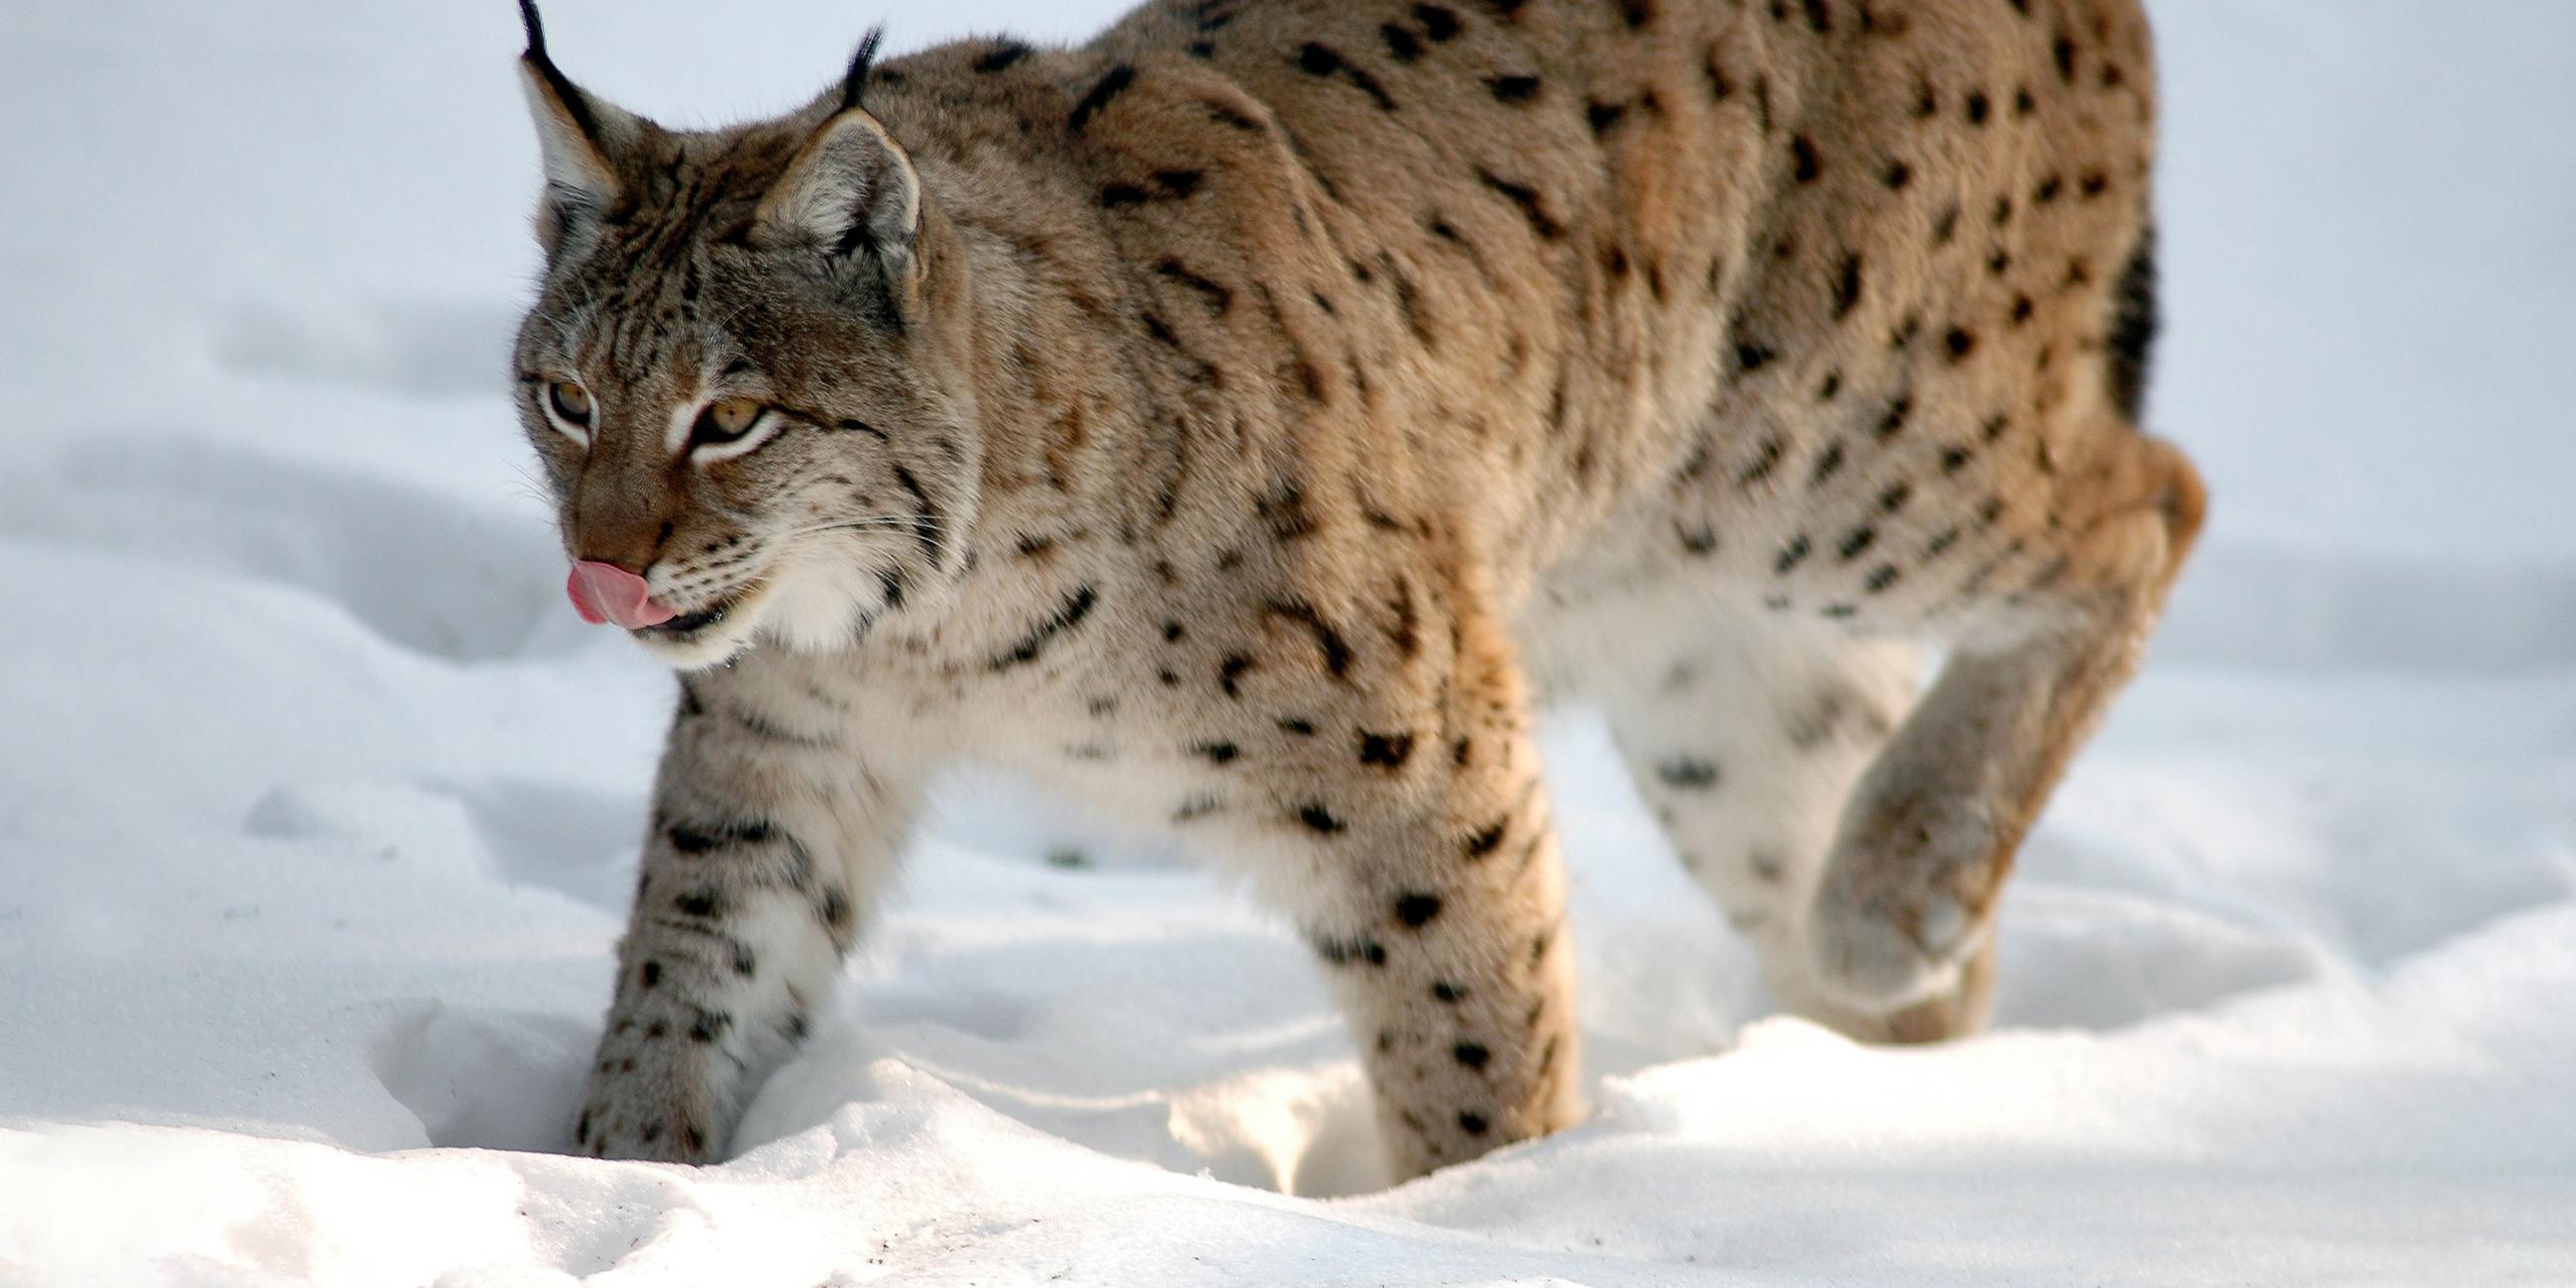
[568,560,677,629]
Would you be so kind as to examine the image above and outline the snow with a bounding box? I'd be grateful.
[5,0,2575,1283]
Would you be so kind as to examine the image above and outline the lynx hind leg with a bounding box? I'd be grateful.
[1597,613,1990,1041]
[1809,431,2205,1014]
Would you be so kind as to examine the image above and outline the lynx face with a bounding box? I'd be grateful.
[509,39,979,670]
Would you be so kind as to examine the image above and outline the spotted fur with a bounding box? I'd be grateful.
[512,0,2201,1178]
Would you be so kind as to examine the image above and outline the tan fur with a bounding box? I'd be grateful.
[512,0,2199,1179]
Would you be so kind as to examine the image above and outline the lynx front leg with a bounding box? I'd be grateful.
[1258,603,1583,1181]
[1295,750,1583,1180]
[575,674,921,1162]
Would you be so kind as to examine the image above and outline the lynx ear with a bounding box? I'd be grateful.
[516,0,639,254]
[754,107,923,274]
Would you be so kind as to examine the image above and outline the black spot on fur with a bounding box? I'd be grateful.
[1704,48,1735,100]
[1739,436,1784,484]
[1657,757,1719,790]
[1257,480,1318,542]
[1156,259,1232,313]
[1069,64,1136,132]
[1452,1041,1491,1070]
[973,42,1032,73]
[1396,893,1443,926]
[1314,933,1387,965]
[1262,598,1354,678]
[1775,534,1812,574]
[1296,43,1396,110]
[1488,74,1542,102]
[987,585,1099,670]
[1298,804,1348,834]
[1204,98,1264,132]
[1790,136,1822,182]
[1878,395,1912,438]
[1808,441,1845,485]
[1475,168,1564,240]
[888,464,944,561]
[1831,254,1863,318]
[665,817,774,855]
[1359,731,1416,769]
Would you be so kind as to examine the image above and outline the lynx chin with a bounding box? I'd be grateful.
[509,0,2201,1177]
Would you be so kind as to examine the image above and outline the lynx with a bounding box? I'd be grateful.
[510,0,2200,1179]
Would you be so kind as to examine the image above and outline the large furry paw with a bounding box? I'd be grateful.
[1806,789,2003,1011]
[571,1034,725,1163]
[1778,932,1997,1045]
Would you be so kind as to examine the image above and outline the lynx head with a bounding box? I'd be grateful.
[509,2,981,670]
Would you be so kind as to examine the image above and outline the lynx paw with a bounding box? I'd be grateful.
[1807,791,2002,1010]
[572,1046,723,1163]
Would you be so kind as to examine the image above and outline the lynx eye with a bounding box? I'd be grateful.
[692,397,769,447]
[545,380,593,426]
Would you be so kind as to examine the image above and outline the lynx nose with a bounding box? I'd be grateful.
[567,560,678,629]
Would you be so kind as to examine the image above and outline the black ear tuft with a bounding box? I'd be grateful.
[517,0,547,59]
[839,27,887,115]
[517,0,602,140]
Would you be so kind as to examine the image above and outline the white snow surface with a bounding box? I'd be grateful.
[6,1,2576,1283]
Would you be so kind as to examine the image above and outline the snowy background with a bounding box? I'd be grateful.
[5,1,2575,1283]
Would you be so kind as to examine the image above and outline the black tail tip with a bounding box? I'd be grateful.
[2105,228,2159,422]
